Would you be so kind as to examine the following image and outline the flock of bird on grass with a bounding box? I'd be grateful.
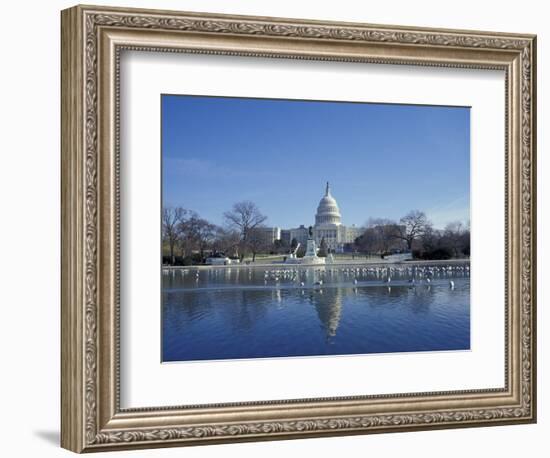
[163,264,469,290]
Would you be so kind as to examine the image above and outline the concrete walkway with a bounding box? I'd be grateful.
[162,258,470,270]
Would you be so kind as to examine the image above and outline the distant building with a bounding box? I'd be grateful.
[289,225,309,247]
[280,229,292,245]
[284,183,364,253]
[252,226,281,246]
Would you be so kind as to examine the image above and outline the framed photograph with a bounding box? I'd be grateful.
[61,4,537,453]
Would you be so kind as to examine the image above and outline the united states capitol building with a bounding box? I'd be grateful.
[257,183,364,254]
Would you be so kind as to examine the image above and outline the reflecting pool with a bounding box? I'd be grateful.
[162,264,470,362]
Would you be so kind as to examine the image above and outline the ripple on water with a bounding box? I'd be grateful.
[162,271,470,362]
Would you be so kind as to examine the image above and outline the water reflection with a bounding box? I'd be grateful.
[306,288,343,338]
[162,263,470,362]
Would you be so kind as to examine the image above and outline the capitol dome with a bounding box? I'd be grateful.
[315,182,342,226]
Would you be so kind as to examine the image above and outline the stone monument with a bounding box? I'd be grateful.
[301,225,325,265]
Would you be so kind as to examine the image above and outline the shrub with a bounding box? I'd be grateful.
[422,247,453,260]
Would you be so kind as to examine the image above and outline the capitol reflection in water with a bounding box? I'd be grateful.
[162,265,470,362]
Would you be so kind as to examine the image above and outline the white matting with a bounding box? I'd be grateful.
[119,51,505,408]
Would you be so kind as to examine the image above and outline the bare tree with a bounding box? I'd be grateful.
[419,225,441,254]
[354,227,379,254]
[462,220,471,256]
[176,210,197,258]
[356,218,401,255]
[211,227,241,258]
[223,201,267,259]
[162,206,186,265]
[393,210,432,250]
[247,227,269,262]
[366,217,394,228]
[195,220,217,260]
[179,214,217,261]
[442,221,467,257]
[371,218,402,254]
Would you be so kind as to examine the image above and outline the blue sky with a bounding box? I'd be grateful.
[162,95,470,229]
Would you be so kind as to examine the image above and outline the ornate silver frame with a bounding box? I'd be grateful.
[61,4,537,453]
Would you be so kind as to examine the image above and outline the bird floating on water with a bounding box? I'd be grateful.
[449,280,455,289]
